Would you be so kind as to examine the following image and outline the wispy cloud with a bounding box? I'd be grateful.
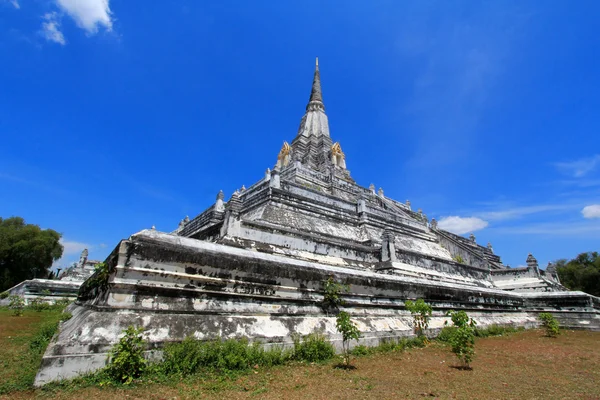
[495,221,600,236]
[477,204,575,221]
[3,0,19,9]
[438,216,489,234]
[398,3,529,168]
[555,154,600,178]
[60,239,91,255]
[41,12,66,45]
[582,204,600,219]
[55,0,113,34]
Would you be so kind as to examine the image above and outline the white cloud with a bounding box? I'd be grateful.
[60,239,91,255]
[582,204,600,219]
[438,216,489,235]
[555,154,600,178]
[41,12,66,45]
[56,0,113,34]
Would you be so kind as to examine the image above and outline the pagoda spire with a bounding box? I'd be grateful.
[307,57,325,112]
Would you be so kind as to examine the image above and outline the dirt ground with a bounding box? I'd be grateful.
[4,329,599,400]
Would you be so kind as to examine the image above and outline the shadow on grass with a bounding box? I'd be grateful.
[333,363,357,370]
[449,365,473,371]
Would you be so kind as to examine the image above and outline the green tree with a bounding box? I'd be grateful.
[555,251,600,296]
[445,310,477,369]
[405,299,433,338]
[335,311,361,367]
[0,217,63,291]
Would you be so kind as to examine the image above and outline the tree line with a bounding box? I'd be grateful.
[555,251,600,297]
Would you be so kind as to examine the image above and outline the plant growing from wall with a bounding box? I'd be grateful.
[452,254,465,264]
[8,294,25,316]
[445,310,477,369]
[335,311,361,367]
[106,326,147,384]
[405,299,433,338]
[538,313,560,337]
[0,291,9,299]
[322,276,348,314]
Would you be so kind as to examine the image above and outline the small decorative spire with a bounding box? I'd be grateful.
[378,187,384,197]
[469,233,476,242]
[151,225,156,230]
[241,185,246,192]
[184,216,190,223]
[217,190,225,200]
[369,183,375,193]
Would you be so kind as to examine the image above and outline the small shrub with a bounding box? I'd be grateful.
[351,344,371,356]
[8,295,25,316]
[437,326,457,342]
[30,298,51,312]
[53,298,72,309]
[538,313,560,337]
[405,299,433,337]
[0,291,8,299]
[292,333,335,362]
[335,311,361,366]
[106,326,147,384]
[445,310,477,369]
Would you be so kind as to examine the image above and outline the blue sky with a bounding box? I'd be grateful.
[1,1,599,270]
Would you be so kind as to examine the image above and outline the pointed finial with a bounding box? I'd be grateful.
[307,58,324,111]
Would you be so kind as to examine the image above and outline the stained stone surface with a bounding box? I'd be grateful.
[34,60,600,386]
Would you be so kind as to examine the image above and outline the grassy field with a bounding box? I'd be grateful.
[1,309,599,400]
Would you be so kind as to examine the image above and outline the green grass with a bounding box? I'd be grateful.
[0,307,65,394]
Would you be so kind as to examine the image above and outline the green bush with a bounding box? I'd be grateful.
[0,291,8,299]
[106,326,147,384]
[445,310,477,368]
[437,326,457,342]
[405,299,433,337]
[30,298,51,312]
[8,295,25,316]
[292,332,335,363]
[538,313,560,337]
[161,337,291,376]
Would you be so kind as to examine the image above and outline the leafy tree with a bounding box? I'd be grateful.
[0,217,63,291]
[445,310,477,369]
[555,251,600,296]
[335,311,361,367]
[405,299,433,337]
